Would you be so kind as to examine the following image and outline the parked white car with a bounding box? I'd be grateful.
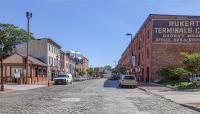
[54,73,73,85]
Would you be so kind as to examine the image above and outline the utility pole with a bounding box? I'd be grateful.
[0,41,4,91]
[126,33,134,74]
[74,51,78,78]
[26,12,32,84]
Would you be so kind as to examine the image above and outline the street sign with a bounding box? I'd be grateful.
[136,67,140,73]
[132,55,136,67]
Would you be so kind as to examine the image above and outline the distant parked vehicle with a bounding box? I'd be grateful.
[189,74,200,81]
[54,73,73,85]
[82,77,87,80]
[119,75,138,88]
[75,76,86,81]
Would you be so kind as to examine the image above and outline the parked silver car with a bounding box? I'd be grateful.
[119,75,138,88]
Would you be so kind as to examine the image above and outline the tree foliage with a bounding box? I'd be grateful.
[112,66,127,74]
[181,52,200,74]
[181,52,200,82]
[87,68,94,76]
[158,67,187,80]
[76,68,86,76]
[0,23,35,54]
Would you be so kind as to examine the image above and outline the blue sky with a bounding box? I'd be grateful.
[0,0,200,67]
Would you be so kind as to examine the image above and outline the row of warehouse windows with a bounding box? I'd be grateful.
[136,30,150,50]
[137,47,149,66]
[120,29,150,65]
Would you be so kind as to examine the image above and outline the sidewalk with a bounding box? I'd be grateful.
[138,83,200,112]
[0,89,14,94]
[4,84,47,91]
[0,81,50,92]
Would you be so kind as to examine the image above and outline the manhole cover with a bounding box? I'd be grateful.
[41,97,59,101]
[61,98,80,102]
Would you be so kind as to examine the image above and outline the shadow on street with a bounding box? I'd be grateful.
[103,80,119,88]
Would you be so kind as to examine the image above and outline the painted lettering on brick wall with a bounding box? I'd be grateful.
[152,20,200,43]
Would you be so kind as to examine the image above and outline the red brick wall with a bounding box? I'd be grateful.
[151,43,200,80]
[119,14,200,82]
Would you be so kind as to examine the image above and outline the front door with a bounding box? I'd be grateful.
[51,72,55,81]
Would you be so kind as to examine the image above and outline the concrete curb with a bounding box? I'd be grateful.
[150,83,178,90]
[137,87,200,112]
[180,104,200,112]
[151,82,200,92]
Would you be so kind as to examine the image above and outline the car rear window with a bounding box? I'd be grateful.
[123,76,135,80]
[57,75,68,78]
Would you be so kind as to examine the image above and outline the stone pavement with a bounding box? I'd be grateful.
[138,83,200,112]
[0,79,198,114]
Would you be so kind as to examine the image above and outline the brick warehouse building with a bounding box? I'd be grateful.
[118,14,200,82]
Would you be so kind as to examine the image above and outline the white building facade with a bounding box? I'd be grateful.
[15,38,61,81]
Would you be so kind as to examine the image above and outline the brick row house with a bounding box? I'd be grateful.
[118,14,200,83]
[0,53,47,84]
[66,51,89,76]
[0,38,89,84]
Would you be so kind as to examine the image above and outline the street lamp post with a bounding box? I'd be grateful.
[126,33,133,74]
[26,12,32,84]
[0,41,4,91]
[126,33,133,41]
[126,33,137,79]
[56,55,59,75]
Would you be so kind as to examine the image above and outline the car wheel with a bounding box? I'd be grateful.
[119,83,121,88]
[120,84,123,88]
[66,81,68,85]
[70,81,73,84]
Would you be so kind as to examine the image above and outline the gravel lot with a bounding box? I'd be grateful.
[0,79,199,114]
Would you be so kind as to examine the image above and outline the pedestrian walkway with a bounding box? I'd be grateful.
[3,84,47,91]
[0,89,14,93]
[138,83,200,111]
[0,81,53,93]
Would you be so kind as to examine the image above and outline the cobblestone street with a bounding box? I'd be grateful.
[0,79,199,114]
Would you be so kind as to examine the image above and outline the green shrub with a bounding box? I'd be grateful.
[178,82,200,89]
[158,67,187,80]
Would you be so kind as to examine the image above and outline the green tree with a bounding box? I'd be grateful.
[181,52,200,82]
[0,23,35,54]
[158,67,187,80]
[112,66,127,74]
[104,65,112,71]
[87,68,94,76]
[76,68,86,76]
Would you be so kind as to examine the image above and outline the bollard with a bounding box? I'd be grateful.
[48,80,51,87]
